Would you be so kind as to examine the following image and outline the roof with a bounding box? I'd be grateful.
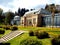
[24,8,51,17]
[14,15,20,20]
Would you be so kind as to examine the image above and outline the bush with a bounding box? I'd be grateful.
[29,30,34,36]
[20,38,42,45]
[0,43,10,45]
[0,26,2,28]
[51,35,60,45]
[3,25,11,30]
[0,28,5,34]
[34,30,39,36]
[11,26,18,31]
[5,27,10,30]
[36,31,49,39]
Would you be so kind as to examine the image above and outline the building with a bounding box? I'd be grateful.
[11,15,20,25]
[56,5,60,11]
[43,13,60,27]
[20,8,51,27]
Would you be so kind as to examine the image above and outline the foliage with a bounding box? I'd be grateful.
[0,25,2,28]
[11,26,18,31]
[0,8,3,15]
[5,26,10,30]
[29,30,34,36]
[51,35,60,45]
[5,11,15,25]
[0,28,5,34]
[0,8,4,24]
[18,8,29,16]
[20,38,42,45]
[36,31,49,39]
[45,4,59,13]
[34,30,39,36]
[0,43,10,45]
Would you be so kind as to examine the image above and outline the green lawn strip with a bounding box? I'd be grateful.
[18,26,60,31]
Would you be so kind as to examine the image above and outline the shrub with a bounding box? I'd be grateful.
[34,30,39,36]
[11,26,18,31]
[20,38,42,45]
[36,31,49,39]
[29,30,34,36]
[0,43,10,45]
[0,26,2,28]
[5,27,10,30]
[0,28,5,34]
[51,35,60,45]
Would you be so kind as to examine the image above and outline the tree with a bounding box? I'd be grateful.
[5,11,15,25]
[45,4,49,9]
[52,8,55,27]
[0,8,4,24]
[18,8,29,16]
[0,8,3,16]
[45,4,56,13]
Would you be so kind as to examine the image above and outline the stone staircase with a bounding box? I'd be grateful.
[0,30,24,43]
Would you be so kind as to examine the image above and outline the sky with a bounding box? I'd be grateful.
[0,0,60,12]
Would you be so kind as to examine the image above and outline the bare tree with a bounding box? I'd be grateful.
[51,8,55,27]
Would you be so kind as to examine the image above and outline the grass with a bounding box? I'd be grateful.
[0,26,60,45]
[18,26,60,31]
[7,29,60,45]
[0,28,11,38]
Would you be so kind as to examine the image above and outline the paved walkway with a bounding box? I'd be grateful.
[0,30,25,43]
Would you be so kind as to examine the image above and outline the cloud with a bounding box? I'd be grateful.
[0,0,60,12]
[8,0,50,12]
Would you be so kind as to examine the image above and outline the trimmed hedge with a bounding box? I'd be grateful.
[51,35,60,45]
[5,27,10,30]
[29,30,49,39]
[11,26,18,31]
[29,30,34,36]
[36,31,49,39]
[20,38,42,45]
[0,43,10,45]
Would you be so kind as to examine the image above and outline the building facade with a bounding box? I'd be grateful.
[43,13,60,27]
[20,8,60,27]
[20,8,51,27]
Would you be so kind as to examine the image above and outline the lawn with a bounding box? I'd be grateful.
[7,32,52,45]
[1,26,60,45]
[18,26,60,31]
[7,27,60,45]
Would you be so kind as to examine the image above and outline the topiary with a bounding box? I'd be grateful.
[20,38,42,45]
[0,43,10,45]
[5,26,10,30]
[11,26,18,31]
[29,30,34,36]
[34,30,39,36]
[51,35,60,45]
[36,31,49,39]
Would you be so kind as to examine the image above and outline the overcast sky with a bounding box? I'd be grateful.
[0,0,60,12]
